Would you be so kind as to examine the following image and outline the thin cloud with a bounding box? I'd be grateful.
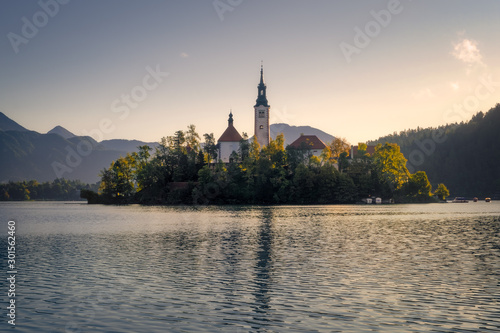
[452,39,484,66]
[180,52,189,58]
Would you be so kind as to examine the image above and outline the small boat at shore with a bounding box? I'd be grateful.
[452,197,469,203]
[485,197,491,202]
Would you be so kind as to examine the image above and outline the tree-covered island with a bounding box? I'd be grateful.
[81,127,448,205]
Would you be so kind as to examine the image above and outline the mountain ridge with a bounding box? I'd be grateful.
[0,113,336,183]
[0,112,29,132]
[48,125,76,139]
[271,123,335,146]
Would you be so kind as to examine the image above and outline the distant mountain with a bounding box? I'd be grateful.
[0,132,158,183]
[271,123,335,146]
[48,125,76,139]
[0,113,153,183]
[0,112,28,132]
[100,139,159,152]
[0,112,338,183]
[0,130,124,183]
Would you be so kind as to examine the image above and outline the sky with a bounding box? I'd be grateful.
[1,0,499,144]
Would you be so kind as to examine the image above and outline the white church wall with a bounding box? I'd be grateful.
[219,141,240,162]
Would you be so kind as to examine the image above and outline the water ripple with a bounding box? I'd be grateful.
[0,202,499,332]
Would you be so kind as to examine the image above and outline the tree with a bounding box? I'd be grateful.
[238,132,250,161]
[287,141,310,169]
[434,183,450,201]
[185,124,201,153]
[372,143,410,192]
[405,171,432,201]
[98,154,137,202]
[249,136,260,162]
[327,137,350,161]
[334,174,357,203]
[203,133,218,163]
[347,144,374,198]
[338,151,349,173]
[291,163,314,203]
[173,130,186,152]
[262,133,286,167]
[356,142,369,157]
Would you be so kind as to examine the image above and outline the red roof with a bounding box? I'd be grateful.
[218,124,243,142]
[350,145,376,157]
[289,135,326,150]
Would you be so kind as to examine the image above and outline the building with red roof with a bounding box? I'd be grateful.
[218,112,243,162]
[289,134,327,158]
[349,145,377,158]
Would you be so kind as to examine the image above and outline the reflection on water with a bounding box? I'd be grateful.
[253,210,273,324]
[1,202,499,332]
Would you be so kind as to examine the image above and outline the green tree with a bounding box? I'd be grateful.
[405,171,432,201]
[372,143,410,192]
[173,130,186,152]
[238,132,250,161]
[99,154,137,202]
[338,151,349,173]
[334,173,357,203]
[203,133,218,163]
[347,146,374,198]
[291,163,315,204]
[434,183,450,201]
[135,145,152,193]
[315,164,339,203]
[186,124,201,153]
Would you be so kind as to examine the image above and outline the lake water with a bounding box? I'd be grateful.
[1,202,499,332]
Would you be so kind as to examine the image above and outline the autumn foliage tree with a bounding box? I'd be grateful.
[434,183,450,201]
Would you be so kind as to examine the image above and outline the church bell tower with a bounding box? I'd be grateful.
[254,64,270,147]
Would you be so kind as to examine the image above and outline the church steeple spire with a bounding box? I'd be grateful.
[259,62,264,84]
[254,63,270,147]
[255,63,269,107]
[228,110,234,126]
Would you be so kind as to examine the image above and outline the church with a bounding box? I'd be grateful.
[217,65,327,162]
[217,65,271,162]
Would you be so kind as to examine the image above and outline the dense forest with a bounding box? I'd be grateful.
[0,179,97,201]
[369,103,500,198]
[81,125,448,205]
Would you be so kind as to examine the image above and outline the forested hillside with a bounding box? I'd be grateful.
[369,104,500,198]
